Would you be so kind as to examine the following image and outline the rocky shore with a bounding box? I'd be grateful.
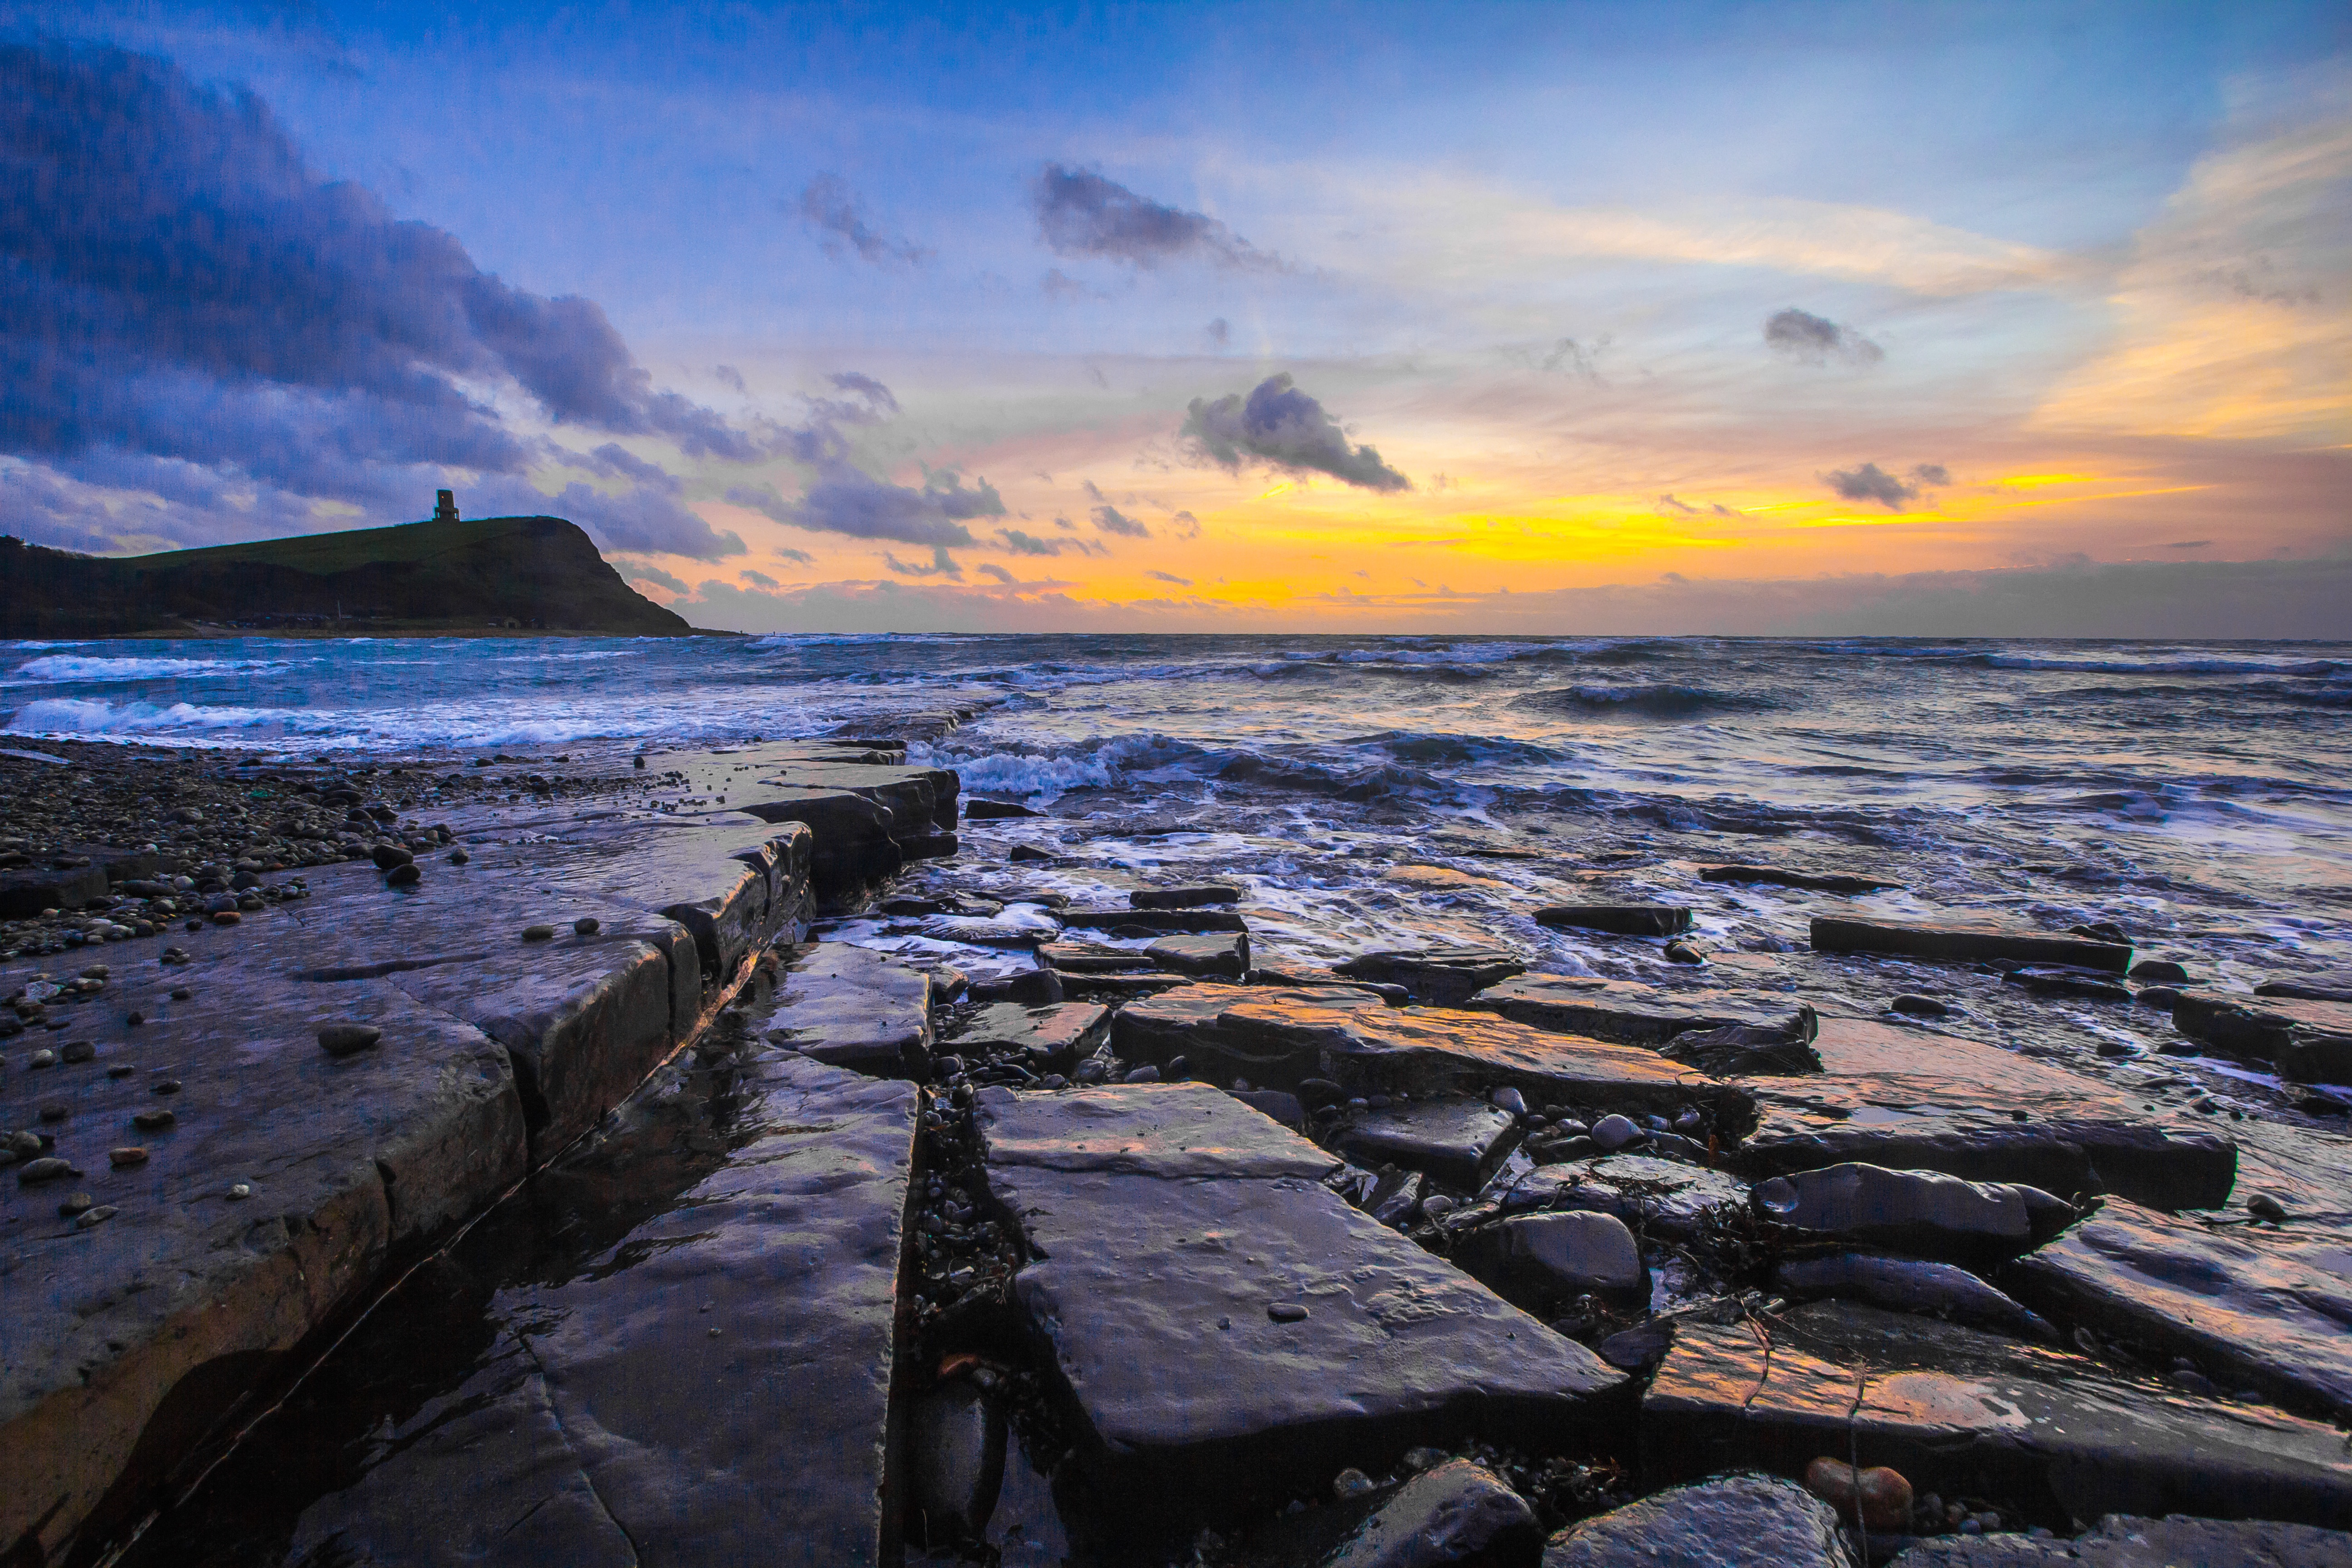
[4,737,2349,1566]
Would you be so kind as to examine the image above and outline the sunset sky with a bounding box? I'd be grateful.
[3,2,2346,633]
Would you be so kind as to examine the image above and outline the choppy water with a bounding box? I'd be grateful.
[9,632,2352,990]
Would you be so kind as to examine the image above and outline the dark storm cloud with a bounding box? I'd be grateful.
[798,173,931,266]
[1090,503,1150,538]
[1032,164,1277,270]
[1181,374,1410,492]
[1821,461,1929,510]
[1764,307,1884,365]
[0,40,769,548]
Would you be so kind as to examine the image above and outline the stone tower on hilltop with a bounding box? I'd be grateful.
[433,489,460,524]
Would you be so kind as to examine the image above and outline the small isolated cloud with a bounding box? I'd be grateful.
[1822,461,1939,510]
[885,545,962,578]
[1091,502,1150,538]
[713,364,746,394]
[976,563,1017,584]
[1032,164,1278,270]
[1051,513,1078,530]
[1144,568,1193,587]
[1712,503,1741,518]
[1764,308,1885,365]
[799,173,930,265]
[615,559,689,593]
[1205,318,1230,347]
[774,546,814,565]
[1656,494,1699,515]
[1168,509,1201,539]
[995,528,1106,557]
[1181,374,1410,492]
[739,568,779,589]
[1510,335,1610,381]
[2168,539,2212,550]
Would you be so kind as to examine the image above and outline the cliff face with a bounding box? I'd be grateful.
[0,515,695,637]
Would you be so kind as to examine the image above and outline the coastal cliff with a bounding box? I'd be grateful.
[0,514,694,637]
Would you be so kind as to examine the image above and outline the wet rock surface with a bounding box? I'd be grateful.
[1812,918,2132,974]
[971,1083,1625,1544]
[1543,1473,1857,1568]
[1468,974,1818,1052]
[1643,1301,2352,1530]
[1887,1514,2352,1567]
[1335,945,1528,1005]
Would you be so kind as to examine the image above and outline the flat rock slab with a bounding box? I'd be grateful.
[1468,974,1818,1048]
[0,922,528,1565]
[283,1054,921,1568]
[1536,905,1693,938]
[1735,1015,2234,1211]
[1544,1474,1856,1568]
[1888,1514,2352,1568]
[753,942,932,1077]
[1334,946,1527,1006]
[1642,1301,2352,1530]
[2171,990,2352,1083]
[973,1083,1623,1538]
[946,1001,1112,1068]
[1038,940,1157,973]
[1812,918,2131,974]
[1118,985,1755,1131]
[1333,1095,1521,1189]
[1147,931,1250,979]
[1498,1154,1750,1238]
[1061,906,1249,935]
[2004,1197,2352,1421]
[1701,865,1901,895]
[1131,884,1241,909]
[1753,1163,2068,1266]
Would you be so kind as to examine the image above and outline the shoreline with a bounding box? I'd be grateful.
[5,723,2350,1565]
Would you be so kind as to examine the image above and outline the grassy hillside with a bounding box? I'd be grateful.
[0,515,696,638]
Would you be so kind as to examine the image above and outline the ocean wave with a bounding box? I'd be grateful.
[7,654,294,682]
[1515,683,1779,720]
[914,733,1211,799]
[1352,730,1570,767]
[1509,639,1694,666]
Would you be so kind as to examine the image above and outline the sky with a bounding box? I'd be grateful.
[2,1,2347,635]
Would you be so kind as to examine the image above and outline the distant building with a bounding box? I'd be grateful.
[433,489,460,524]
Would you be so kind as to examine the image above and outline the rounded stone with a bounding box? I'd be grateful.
[227,1182,252,1200]
[1268,1302,1310,1323]
[1803,1456,1913,1531]
[1890,993,1950,1018]
[1122,1065,1161,1083]
[132,1108,176,1131]
[573,916,600,936]
[1491,1086,1528,1117]
[448,848,470,865]
[384,863,421,887]
[73,1205,118,1230]
[151,1078,181,1094]
[27,1048,56,1069]
[57,1190,94,1217]
[2247,1191,2288,1223]
[318,1023,383,1058]
[108,1146,148,1167]
[370,844,414,871]
[17,1156,73,1184]
[211,910,240,926]
[521,924,556,941]
[1590,1113,1642,1151]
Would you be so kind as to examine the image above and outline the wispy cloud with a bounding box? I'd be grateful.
[798,173,931,265]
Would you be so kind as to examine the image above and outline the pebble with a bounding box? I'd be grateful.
[227,1182,251,1200]
[1420,1194,1456,1220]
[16,1156,73,1184]
[384,863,421,888]
[1590,1113,1642,1151]
[1491,1086,1528,1117]
[2246,1191,2288,1223]
[57,1190,94,1217]
[1890,994,1950,1018]
[370,844,414,871]
[38,1102,66,1122]
[72,1205,118,1230]
[521,924,556,941]
[132,1108,175,1131]
[1268,1302,1310,1323]
[448,848,471,864]
[1663,940,1709,965]
[1802,1456,1913,1531]
[108,1146,148,1167]
[126,1010,145,1026]
[573,917,600,936]
[1330,1466,1374,1499]
[1398,1446,1447,1475]
[1122,1065,1161,1083]
[151,1078,181,1095]
[28,1047,55,1068]
[107,1065,134,1079]
[211,910,240,926]
[170,988,191,1000]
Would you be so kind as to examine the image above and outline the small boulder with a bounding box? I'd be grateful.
[1321,1459,1540,1568]
[370,844,414,871]
[1801,1457,1911,1533]
[318,1023,383,1058]
[1543,1474,1855,1568]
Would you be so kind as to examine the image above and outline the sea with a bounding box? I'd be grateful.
[7,631,2352,1024]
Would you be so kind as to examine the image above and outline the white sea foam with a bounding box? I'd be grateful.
[8,654,294,682]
